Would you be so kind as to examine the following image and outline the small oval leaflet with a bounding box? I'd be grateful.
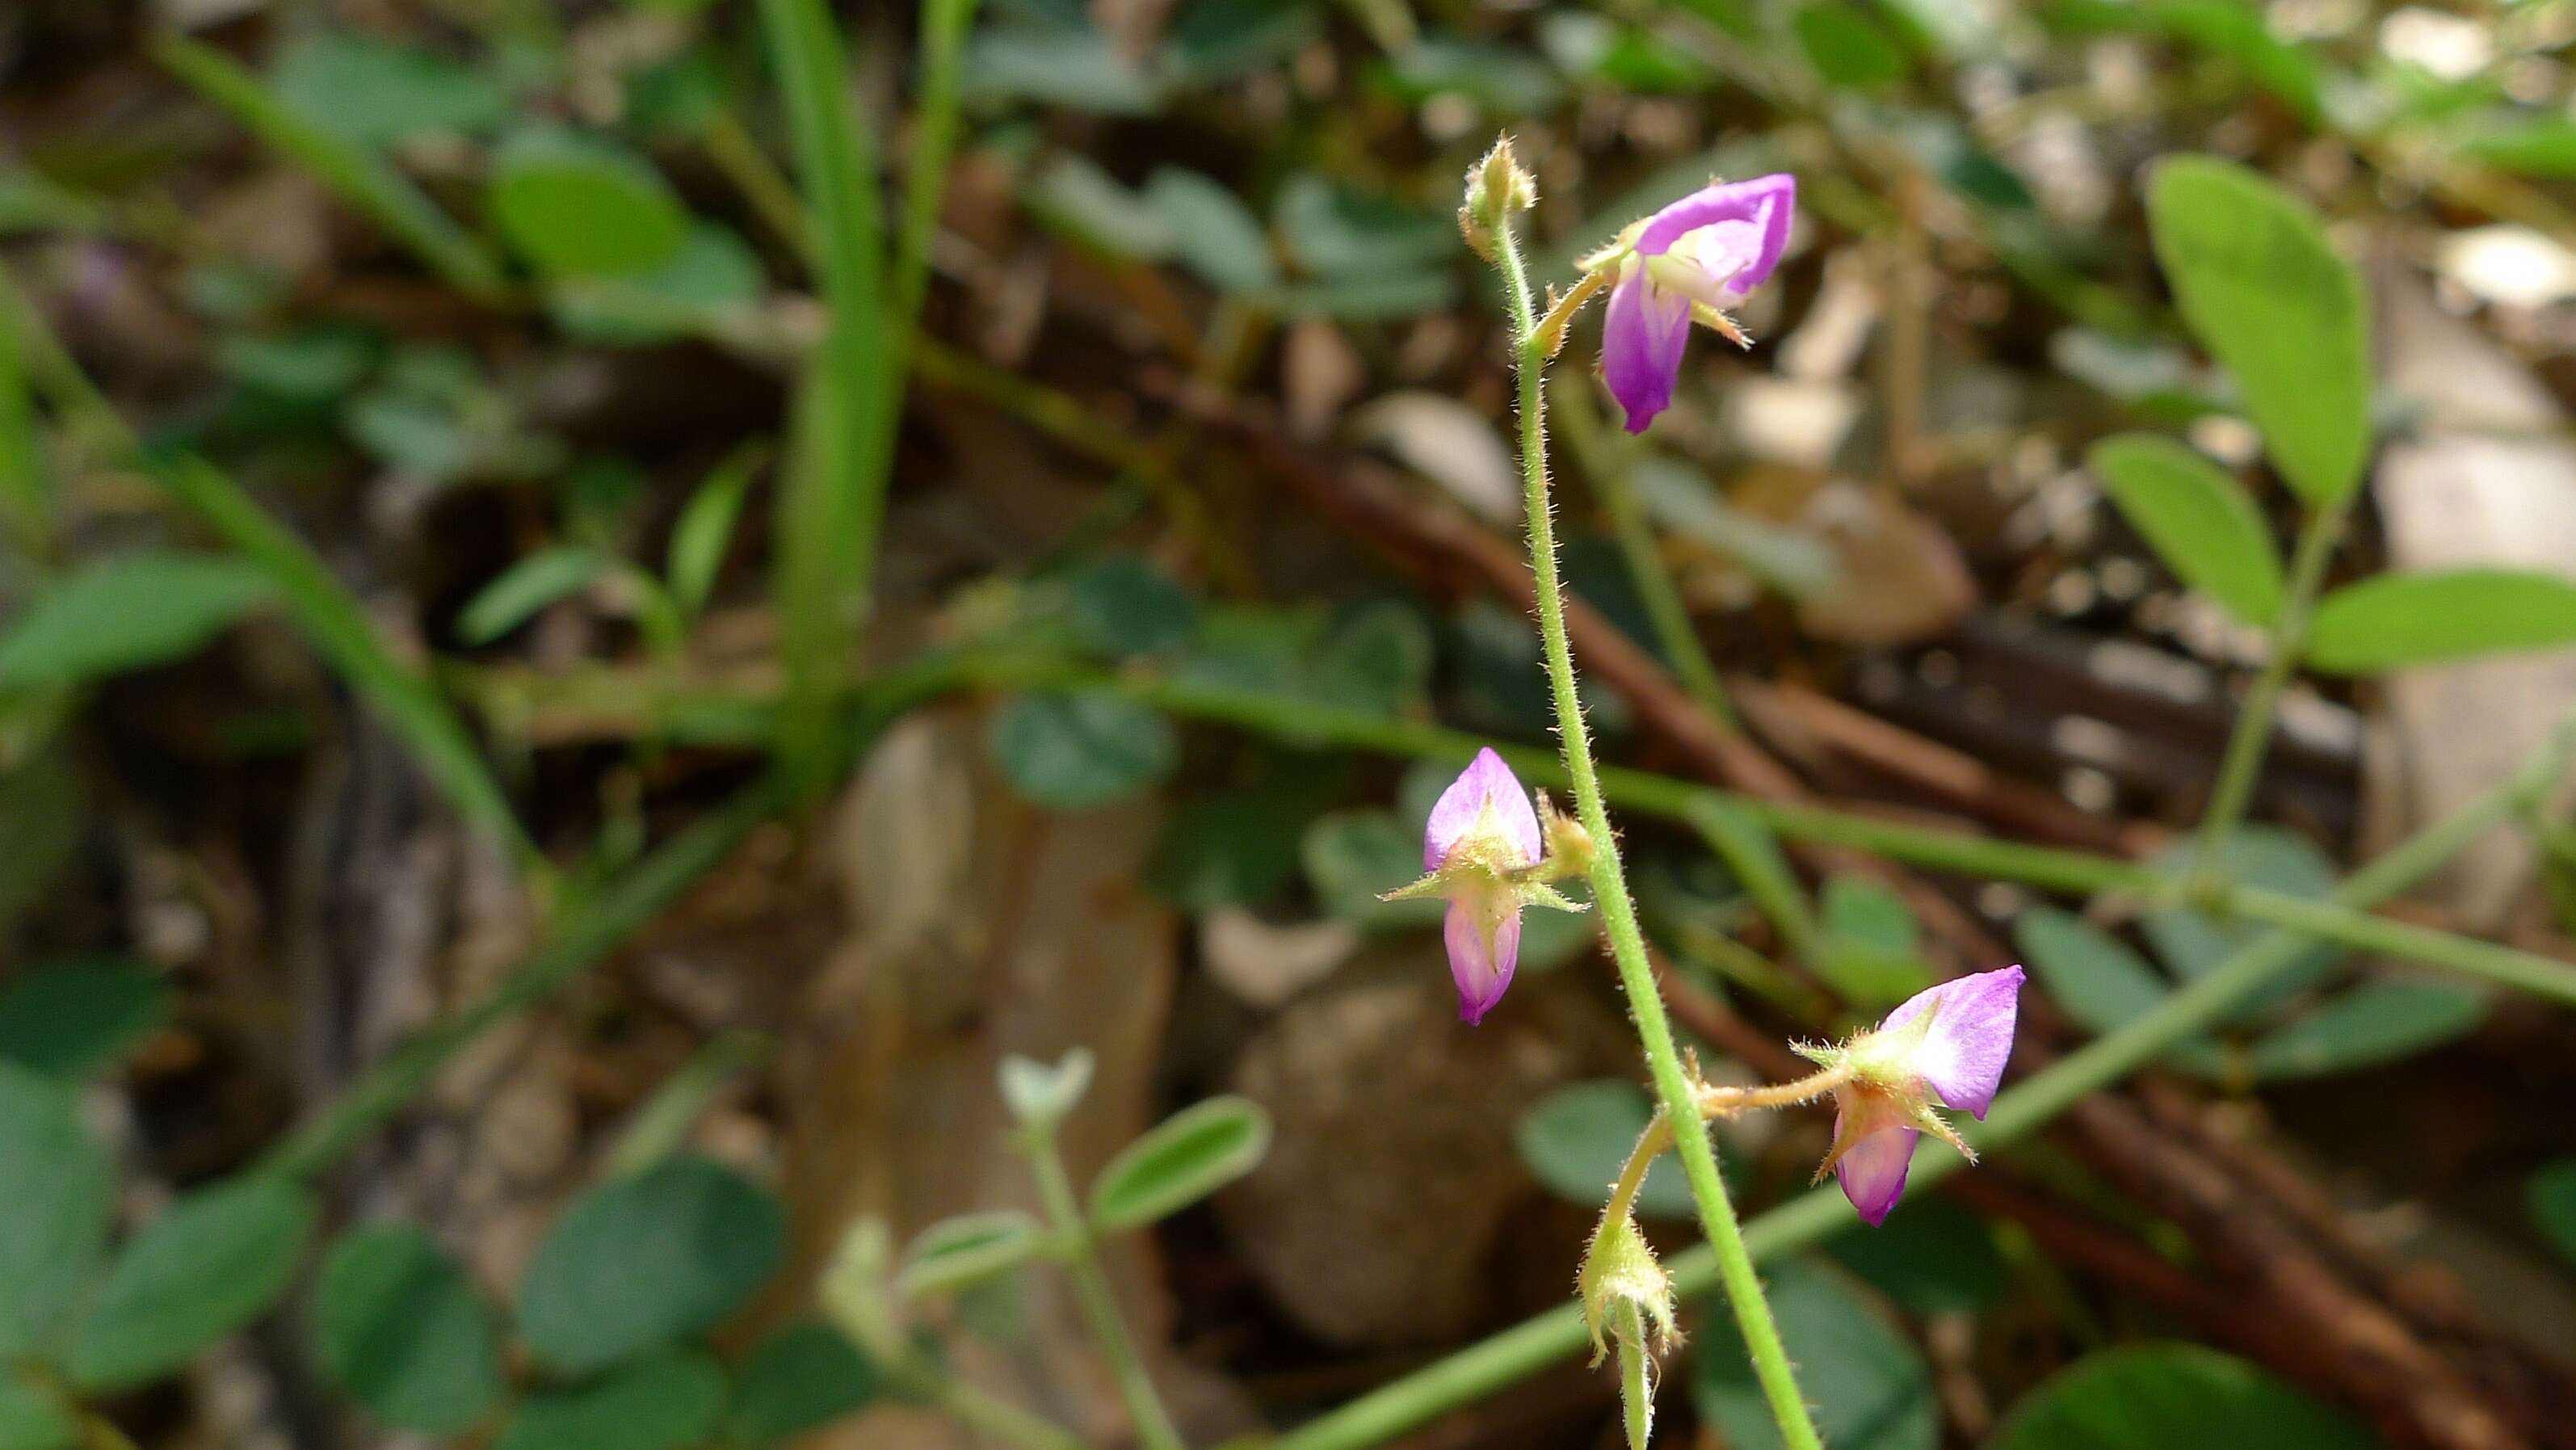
[515,1157,785,1376]
[2088,433,2284,628]
[0,1063,115,1361]
[1089,1096,1275,1232]
[1515,1079,1696,1220]
[898,1211,1048,1297]
[68,1175,318,1393]
[310,1225,504,1434]
[1987,1342,2381,1450]
[987,691,1179,810]
[2146,156,2370,510]
[2305,568,2576,675]
[725,1322,879,1447]
[495,1347,726,1450]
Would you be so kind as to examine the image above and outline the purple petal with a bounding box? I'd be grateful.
[1601,262,1691,435]
[1877,965,2025,1119]
[1833,1119,1918,1226]
[1423,747,1542,870]
[1446,899,1523,1025]
[1634,174,1796,295]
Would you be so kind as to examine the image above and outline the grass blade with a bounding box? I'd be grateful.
[152,35,511,302]
[756,0,888,798]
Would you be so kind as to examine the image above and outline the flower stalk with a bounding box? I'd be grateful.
[1472,137,1826,1450]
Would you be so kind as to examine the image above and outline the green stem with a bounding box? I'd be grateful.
[923,1376,1099,1450]
[2193,502,2343,881]
[758,0,889,800]
[1267,708,2576,1450]
[1555,377,1736,730]
[490,653,2576,1009]
[1023,1128,1189,1450]
[892,0,981,340]
[1489,209,1822,1450]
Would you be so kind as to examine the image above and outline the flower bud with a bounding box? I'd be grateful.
[1459,134,1536,259]
[1578,1213,1677,1366]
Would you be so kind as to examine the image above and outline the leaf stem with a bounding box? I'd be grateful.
[1488,207,1822,1450]
[1020,1127,1189,1450]
[2192,501,2344,882]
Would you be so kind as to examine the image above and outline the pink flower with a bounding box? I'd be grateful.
[1421,749,1544,1023]
[1382,749,1587,1024]
[1813,965,2023,1225]
[1587,174,1796,435]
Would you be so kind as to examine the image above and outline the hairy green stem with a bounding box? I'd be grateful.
[1268,707,2576,1450]
[2193,502,2344,881]
[1023,1129,1188,1450]
[1488,208,1822,1450]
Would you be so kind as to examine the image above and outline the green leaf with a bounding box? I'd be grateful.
[664,446,761,619]
[0,1063,114,1360]
[1024,154,1175,261]
[0,956,171,1080]
[2452,112,2576,178]
[310,1225,504,1433]
[1792,5,1910,89]
[2146,156,2369,508]
[69,1176,317,1392]
[1987,1343,2381,1450]
[2088,434,2284,627]
[1147,775,1320,911]
[0,553,274,689]
[2526,1158,2576,1271]
[1302,809,1444,930]
[2246,979,2485,1081]
[1692,1257,1936,1450]
[488,127,691,279]
[495,1347,727,1450]
[898,1212,1047,1296]
[1067,556,1198,658]
[455,547,606,646]
[0,1374,73,1450]
[2305,569,2576,675]
[2142,826,2340,1020]
[1818,875,1934,1007]
[1309,602,1435,717]
[2151,2,2324,123]
[1375,37,1565,114]
[1145,169,1280,292]
[963,27,1162,115]
[269,33,505,148]
[1515,1080,1695,1220]
[549,223,768,344]
[2015,907,2225,1075]
[1273,174,1452,279]
[1823,1195,2007,1315]
[987,691,1179,810]
[1166,0,1325,84]
[725,1322,878,1446]
[515,1157,785,1376]
[1090,1096,1273,1231]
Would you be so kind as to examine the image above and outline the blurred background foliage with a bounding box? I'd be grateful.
[8,0,2576,1447]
